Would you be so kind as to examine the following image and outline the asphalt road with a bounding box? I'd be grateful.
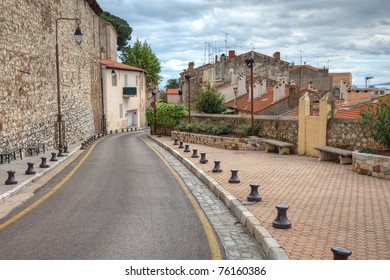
[0,132,213,259]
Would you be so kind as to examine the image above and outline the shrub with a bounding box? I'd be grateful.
[358,147,375,154]
[358,97,390,149]
[146,102,187,128]
[239,121,260,137]
[196,84,226,114]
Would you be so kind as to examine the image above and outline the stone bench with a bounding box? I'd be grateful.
[0,148,23,164]
[262,139,295,155]
[314,146,352,165]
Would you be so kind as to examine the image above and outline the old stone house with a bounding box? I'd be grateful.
[289,64,333,93]
[179,50,290,110]
[0,0,103,152]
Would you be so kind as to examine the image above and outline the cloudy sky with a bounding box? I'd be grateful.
[98,0,390,88]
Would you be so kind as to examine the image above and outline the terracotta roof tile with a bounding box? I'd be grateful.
[101,59,145,72]
[166,88,179,95]
[226,86,289,113]
[283,94,390,119]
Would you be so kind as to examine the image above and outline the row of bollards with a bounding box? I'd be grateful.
[4,132,110,186]
[109,127,136,135]
[172,137,352,260]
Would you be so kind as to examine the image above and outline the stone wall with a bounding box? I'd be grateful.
[327,118,382,150]
[352,152,390,180]
[166,114,381,155]
[183,114,299,152]
[0,0,102,152]
[171,131,265,150]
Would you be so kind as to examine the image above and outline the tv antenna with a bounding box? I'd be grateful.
[221,31,229,55]
[365,75,374,88]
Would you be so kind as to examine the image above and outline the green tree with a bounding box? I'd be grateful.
[196,84,226,114]
[100,11,132,50]
[120,38,162,85]
[165,78,179,90]
[358,97,390,149]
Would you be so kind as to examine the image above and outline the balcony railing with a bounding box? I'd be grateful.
[123,87,137,97]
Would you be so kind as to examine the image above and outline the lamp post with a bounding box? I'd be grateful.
[55,18,83,150]
[245,58,255,136]
[151,90,157,135]
[185,75,191,122]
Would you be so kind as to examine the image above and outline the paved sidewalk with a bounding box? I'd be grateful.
[151,135,390,260]
[0,140,84,202]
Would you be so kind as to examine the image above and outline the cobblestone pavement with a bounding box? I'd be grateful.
[151,135,390,260]
[143,135,265,260]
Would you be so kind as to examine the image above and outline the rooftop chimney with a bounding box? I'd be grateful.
[273,51,281,62]
[273,77,287,103]
[229,50,236,59]
[188,62,194,70]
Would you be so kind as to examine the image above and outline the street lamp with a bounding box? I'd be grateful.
[55,18,83,151]
[185,75,191,123]
[245,58,255,136]
[151,90,157,135]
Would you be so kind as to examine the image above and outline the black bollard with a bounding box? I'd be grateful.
[5,170,18,185]
[126,128,129,132]
[80,142,86,150]
[173,138,179,145]
[25,162,36,175]
[121,128,124,133]
[40,157,49,168]
[191,149,199,158]
[131,128,133,131]
[110,130,113,134]
[63,146,69,153]
[57,149,65,157]
[272,204,292,229]
[212,160,222,173]
[228,169,240,183]
[50,152,58,162]
[247,183,262,202]
[115,129,118,133]
[331,246,352,260]
[178,141,184,148]
[184,144,191,152]
[199,152,208,164]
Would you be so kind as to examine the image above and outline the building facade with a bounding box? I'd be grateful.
[179,50,290,109]
[0,0,103,151]
[101,60,147,131]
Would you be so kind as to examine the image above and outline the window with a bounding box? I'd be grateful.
[112,71,117,86]
[119,104,124,118]
[124,74,128,87]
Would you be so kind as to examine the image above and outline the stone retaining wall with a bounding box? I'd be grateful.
[171,131,265,150]
[352,152,390,180]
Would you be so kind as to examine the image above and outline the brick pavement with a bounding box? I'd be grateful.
[153,135,390,260]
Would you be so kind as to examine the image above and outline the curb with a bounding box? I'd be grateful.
[148,134,289,260]
[0,144,82,202]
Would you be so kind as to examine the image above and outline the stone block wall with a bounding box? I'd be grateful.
[171,131,265,150]
[352,152,390,180]
[327,118,382,150]
[189,113,299,145]
[169,114,381,155]
[0,0,102,152]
